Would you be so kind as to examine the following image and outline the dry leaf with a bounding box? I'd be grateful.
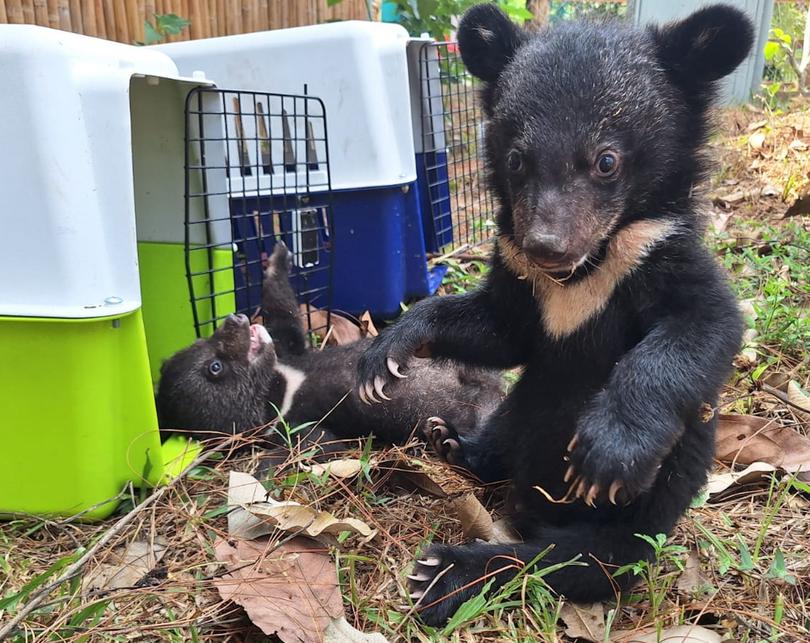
[301,306,362,346]
[227,471,376,543]
[748,131,766,151]
[306,459,364,479]
[738,299,758,322]
[451,493,520,544]
[228,471,277,540]
[215,536,342,643]
[676,550,708,593]
[706,461,777,496]
[452,493,494,541]
[709,209,732,233]
[716,414,810,480]
[718,190,746,205]
[324,617,388,643]
[359,311,378,338]
[611,624,721,643]
[559,602,605,641]
[83,538,167,591]
[747,119,767,132]
[762,371,791,391]
[787,381,810,423]
[248,498,375,543]
[387,460,448,498]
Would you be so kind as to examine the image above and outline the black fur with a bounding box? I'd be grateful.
[156,243,503,453]
[358,5,750,626]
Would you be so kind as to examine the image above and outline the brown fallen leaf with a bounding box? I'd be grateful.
[762,371,791,391]
[306,459,364,479]
[748,131,766,150]
[559,601,605,642]
[706,461,777,496]
[83,538,168,592]
[611,624,721,643]
[453,493,494,541]
[227,471,376,544]
[716,414,810,481]
[386,460,448,498]
[708,209,732,233]
[451,493,520,544]
[787,381,810,423]
[301,306,362,346]
[324,617,388,642]
[359,311,378,338]
[215,536,343,643]
[676,550,708,594]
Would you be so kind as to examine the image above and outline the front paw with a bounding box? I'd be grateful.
[356,331,431,405]
[565,403,662,506]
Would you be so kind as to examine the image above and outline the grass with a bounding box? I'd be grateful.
[714,219,810,361]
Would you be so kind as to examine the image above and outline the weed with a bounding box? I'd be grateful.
[714,220,810,362]
[438,257,489,294]
[614,534,688,636]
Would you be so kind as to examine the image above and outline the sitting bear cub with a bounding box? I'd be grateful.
[358,3,750,625]
[156,243,503,452]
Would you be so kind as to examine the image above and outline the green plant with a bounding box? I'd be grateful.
[550,0,625,23]
[434,548,578,638]
[614,533,688,635]
[714,220,810,360]
[139,13,191,45]
[438,257,489,294]
[341,0,532,40]
[760,4,809,106]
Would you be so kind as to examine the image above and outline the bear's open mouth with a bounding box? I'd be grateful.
[247,324,272,362]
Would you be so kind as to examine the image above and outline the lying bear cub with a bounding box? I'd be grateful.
[156,242,503,452]
[357,3,750,626]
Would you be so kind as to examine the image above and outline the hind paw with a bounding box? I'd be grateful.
[424,417,464,465]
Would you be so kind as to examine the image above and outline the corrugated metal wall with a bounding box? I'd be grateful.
[628,0,775,103]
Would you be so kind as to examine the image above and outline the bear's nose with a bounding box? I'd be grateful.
[227,313,250,326]
[523,233,569,265]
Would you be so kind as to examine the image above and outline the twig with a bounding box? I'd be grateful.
[761,382,810,415]
[0,435,241,641]
[771,38,810,96]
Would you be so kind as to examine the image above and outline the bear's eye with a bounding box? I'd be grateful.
[207,360,223,377]
[506,150,523,173]
[595,151,620,177]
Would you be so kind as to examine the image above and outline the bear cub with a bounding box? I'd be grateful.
[358,3,751,625]
[156,242,503,452]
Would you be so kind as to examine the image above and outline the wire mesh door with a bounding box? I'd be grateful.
[184,86,333,340]
[419,41,497,253]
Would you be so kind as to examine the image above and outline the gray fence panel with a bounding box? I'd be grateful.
[628,0,775,103]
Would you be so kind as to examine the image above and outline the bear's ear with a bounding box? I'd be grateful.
[653,4,754,90]
[458,3,525,83]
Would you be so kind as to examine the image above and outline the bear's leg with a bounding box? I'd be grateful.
[262,241,308,358]
[407,523,652,627]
